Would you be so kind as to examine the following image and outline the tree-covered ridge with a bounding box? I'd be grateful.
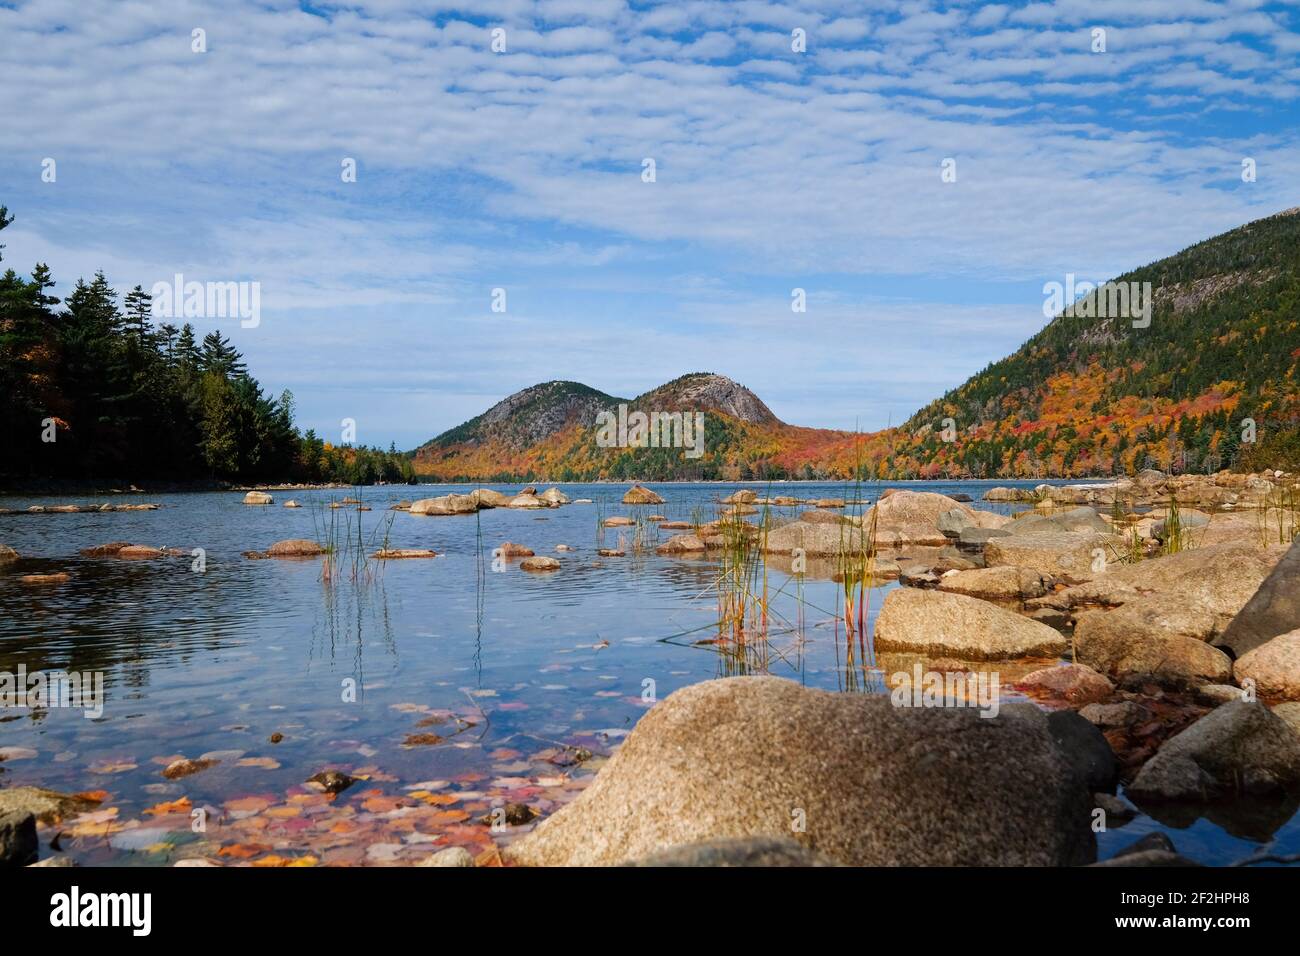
[895,207,1300,478]
[413,209,1300,482]
[0,205,413,485]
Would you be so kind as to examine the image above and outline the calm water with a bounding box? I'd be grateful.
[1,480,1295,865]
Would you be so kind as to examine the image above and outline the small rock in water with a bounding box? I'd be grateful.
[520,556,560,572]
[418,846,475,867]
[308,770,358,794]
[162,758,218,780]
[481,802,538,826]
[1092,792,1136,826]
[269,733,284,744]
[498,542,534,557]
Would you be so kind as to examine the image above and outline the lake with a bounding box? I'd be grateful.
[1,480,1294,865]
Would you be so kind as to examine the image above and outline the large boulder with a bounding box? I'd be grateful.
[936,566,1048,602]
[723,490,758,505]
[763,520,872,556]
[874,588,1067,660]
[538,487,569,505]
[1074,595,1234,686]
[865,491,1008,547]
[242,491,273,505]
[469,488,511,508]
[984,531,1120,579]
[1213,539,1300,658]
[410,493,478,515]
[1234,629,1300,701]
[1128,701,1300,802]
[508,493,546,508]
[0,544,18,567]
[504,677,1094,866]
[623,484,665,505]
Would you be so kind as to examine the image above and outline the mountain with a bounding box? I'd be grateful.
[411,373,852,481]
[412,209,1300,482]
[892,206,1300,479]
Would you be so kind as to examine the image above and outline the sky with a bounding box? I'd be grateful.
[0,0,1297,449]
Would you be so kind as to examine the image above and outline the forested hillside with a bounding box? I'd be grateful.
[0,205,413,485]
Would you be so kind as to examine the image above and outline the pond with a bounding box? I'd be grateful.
[1,480,1294,865]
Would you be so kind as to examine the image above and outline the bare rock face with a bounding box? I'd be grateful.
[866,491,1009,547]
[1213,539,1300,659]
[622,484,665,505]
[633,373,778,424]
[1234,629,1300,701]
[504,677,1094,866]
[875,588,1067,660]
[1128,701,1300,802]
[242,491,273,505]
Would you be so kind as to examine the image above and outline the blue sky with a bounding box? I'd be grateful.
[1,0,1297,448]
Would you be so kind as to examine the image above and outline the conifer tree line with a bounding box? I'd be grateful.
[0,206,415,484]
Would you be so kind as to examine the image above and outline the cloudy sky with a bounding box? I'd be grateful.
[1,0,1296,448]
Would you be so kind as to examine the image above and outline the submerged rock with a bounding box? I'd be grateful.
[875,588,1067,660]
[1016,663,1113,706]
[163,758,218,780]
[308,770,358,794]
[371,548,438,559]
[504,676,1095,866]
[1234,629,1300,701]
[1127,700,1300,803]
[498,542,534,558]
[19,573,70,586]
[79,541,135,557]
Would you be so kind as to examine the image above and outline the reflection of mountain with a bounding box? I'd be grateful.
[413,210,1300,480]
